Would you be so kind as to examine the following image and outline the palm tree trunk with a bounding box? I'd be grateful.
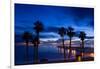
[70,37,71,48]
[34,45,38,63]
[81,40,84,58]
[82,40,84,49]
[26,41,28,63]
[68,37,72,59]
[62,37,66,60]
[34,32,39,63]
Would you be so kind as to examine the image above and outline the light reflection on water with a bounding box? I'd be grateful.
[72,50,76,56]
[15,44,94,65]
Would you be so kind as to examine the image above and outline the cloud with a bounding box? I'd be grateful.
[86,36,94,39]
[15,4,94,39]
[44,26,59,33]
[71,7,94,28]
[40,32,59,38]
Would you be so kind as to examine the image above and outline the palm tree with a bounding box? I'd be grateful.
[66,27,75,59]
[58,27,66,60]
[67,27,75,48]
[33,21,44,42]
[33,21,44,63]
[79,31,86,58]
[22,31,32,63]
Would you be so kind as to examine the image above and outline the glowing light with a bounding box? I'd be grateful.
[90,53,94,57]
[82,53,94,58]
[81,52,84,57]
[67,49,70,53]
[78,56,81,61]
[72,50,76,56]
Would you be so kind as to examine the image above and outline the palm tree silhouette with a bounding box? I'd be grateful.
[67,27,75,59]
[22,31,32,63]
[58,27,66,60]
[33,21,44,41]
[79,31,86,58]
[33,21,44,63]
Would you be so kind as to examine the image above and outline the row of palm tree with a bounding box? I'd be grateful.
[58,27,86,60]
[22,21,44,63]
[58,27,66,60]
[22,20,86,63]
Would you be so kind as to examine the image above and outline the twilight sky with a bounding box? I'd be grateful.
[15,4,94,41]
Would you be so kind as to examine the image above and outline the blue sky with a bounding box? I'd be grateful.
[15,4,94,41]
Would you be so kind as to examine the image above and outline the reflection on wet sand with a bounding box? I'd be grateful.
[57,46,94,62]
[15,43,94,65]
